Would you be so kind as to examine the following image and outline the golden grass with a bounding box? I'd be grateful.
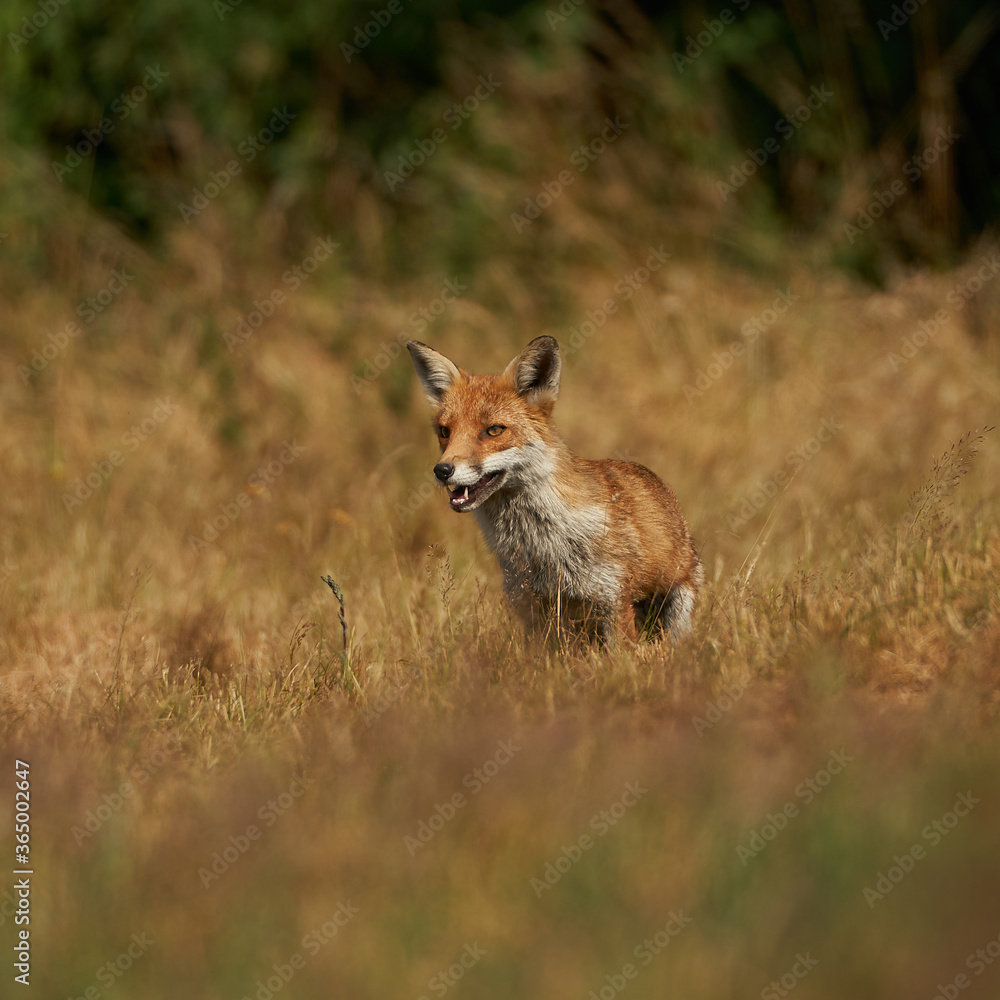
[2,141,1000,997]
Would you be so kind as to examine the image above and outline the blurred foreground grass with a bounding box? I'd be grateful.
[2,15,1000,988]
[1,216,998,996]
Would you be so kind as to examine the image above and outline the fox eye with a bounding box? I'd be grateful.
[486,425,506,437]
[438,426,450,439]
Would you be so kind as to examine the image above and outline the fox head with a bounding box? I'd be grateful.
[406,336,562,512]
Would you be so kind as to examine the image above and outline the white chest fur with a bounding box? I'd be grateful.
[475,483,622,606]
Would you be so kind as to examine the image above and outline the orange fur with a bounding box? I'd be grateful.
[407,337,702,642]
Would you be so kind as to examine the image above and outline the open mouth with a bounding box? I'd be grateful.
[449,471,504,510]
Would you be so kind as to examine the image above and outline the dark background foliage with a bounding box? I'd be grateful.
[4,0,998,281]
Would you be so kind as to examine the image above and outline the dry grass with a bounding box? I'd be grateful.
[2,141,1000,996]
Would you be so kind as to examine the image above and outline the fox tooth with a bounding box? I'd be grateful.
[463,486,469,499]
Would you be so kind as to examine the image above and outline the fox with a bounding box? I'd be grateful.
[406,336,703,643]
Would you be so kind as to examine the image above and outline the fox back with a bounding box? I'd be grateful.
[407,336,702,642]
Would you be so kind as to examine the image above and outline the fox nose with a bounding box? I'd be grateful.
[433,462,454,483]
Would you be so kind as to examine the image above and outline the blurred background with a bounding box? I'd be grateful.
[4,0,1000,273]
[4,0,1000,275]
[3,1,1000,998]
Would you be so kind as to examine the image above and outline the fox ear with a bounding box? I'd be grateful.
[505,336,561,406]
[406,341,463,404]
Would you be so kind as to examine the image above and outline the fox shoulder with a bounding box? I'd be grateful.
[581,458,683,510]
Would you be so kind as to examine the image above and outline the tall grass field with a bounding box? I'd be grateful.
[2,1,1000,997]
